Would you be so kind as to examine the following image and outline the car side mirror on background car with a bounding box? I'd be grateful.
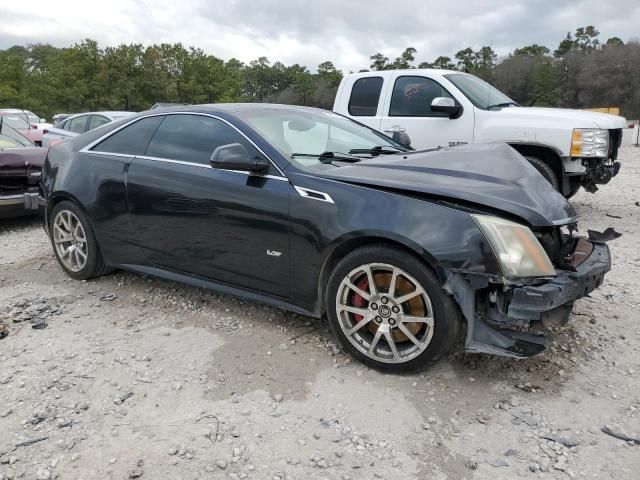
[431,97,462,119]
[384,125,412,148]
[393,131,412,148]
[210,143,270,172]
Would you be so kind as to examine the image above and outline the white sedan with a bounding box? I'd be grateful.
[42,111,135,148]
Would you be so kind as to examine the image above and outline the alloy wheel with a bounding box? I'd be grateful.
[52,210,88,272]
[335,263,435,364]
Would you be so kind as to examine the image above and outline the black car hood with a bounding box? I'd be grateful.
[317,143,576,227]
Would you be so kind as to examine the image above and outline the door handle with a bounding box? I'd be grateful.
[383,125,406,134]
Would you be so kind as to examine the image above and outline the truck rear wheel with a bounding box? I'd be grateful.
[526,156,560,191]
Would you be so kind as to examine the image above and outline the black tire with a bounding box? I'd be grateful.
[49,201,113,280]
[526,156,560,191]
[565,178,581,199]
[325,244,461,372]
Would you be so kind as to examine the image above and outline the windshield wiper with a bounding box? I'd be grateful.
[291,151,362,163]
[348,145,404,156]
[487,102,519,110]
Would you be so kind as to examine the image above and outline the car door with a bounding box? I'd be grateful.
[125,113,291,297]
[378,73,474,150]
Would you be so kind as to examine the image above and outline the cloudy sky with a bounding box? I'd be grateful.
[1,0,639,71]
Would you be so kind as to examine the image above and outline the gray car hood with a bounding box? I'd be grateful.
[317,143,576,227]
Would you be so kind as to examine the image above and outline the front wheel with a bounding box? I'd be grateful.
[526,156,560,191]
[565,177,582,199]
[325,245,461,372]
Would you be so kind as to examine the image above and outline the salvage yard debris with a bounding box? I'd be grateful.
[114,391,134,405]
[601,426,640,445]
[15,437,49,448]
[540,434,580,447]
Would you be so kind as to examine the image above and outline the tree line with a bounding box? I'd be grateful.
[1,25,638,120]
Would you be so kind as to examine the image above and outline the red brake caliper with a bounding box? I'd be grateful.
[351,277,369,322]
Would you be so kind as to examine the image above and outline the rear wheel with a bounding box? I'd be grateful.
[526,156,560,191]
[326,245,461,372]
[50,201,112,280]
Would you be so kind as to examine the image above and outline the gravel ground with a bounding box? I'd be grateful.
[1,134,639,480]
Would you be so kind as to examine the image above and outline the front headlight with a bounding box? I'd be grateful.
[571,128,609,158]
[472,215,556,279]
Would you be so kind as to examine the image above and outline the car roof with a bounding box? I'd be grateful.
[144,103,325,116]
[344,68,463,79]
[63,111,136,120]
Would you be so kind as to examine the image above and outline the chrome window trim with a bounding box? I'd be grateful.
[293,186,335,204]
[135,154,288,181]
[90,151,134,159]
[79,111,286,177]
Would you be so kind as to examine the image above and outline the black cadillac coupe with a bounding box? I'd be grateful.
[41,104,613,371]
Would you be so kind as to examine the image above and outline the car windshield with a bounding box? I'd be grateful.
[0,114,30,130]
[0,121,33,148]
[445,73,518,110]
[235,108,406,169]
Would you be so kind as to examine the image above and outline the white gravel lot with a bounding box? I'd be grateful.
[1,133,639,480]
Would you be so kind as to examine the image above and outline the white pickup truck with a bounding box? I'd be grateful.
[333,69,626,197]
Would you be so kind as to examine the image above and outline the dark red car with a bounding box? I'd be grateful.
[0,121,45,219]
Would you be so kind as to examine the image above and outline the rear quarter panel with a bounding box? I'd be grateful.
[43,142,142,265]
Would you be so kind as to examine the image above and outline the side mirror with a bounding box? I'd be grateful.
[431,97,462,119]
[384,126,412,148]
[210,143,270,172]
[392,131,412,148]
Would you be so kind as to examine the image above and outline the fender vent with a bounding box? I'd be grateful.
[294,186,334,204]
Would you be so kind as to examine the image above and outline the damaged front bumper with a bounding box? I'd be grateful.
[446,238,612,359]
[581,159,621,192]
[507,242,610,324]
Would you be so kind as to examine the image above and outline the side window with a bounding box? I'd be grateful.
[68,116,88,134]
[145,114,256,165]
[92,116,165,155]
[348,77,383,116]
[88,115,110,131]
[61,120,71,131]
[389,76,454,117]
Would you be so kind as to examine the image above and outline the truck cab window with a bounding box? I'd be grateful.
[348,77,383,116]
